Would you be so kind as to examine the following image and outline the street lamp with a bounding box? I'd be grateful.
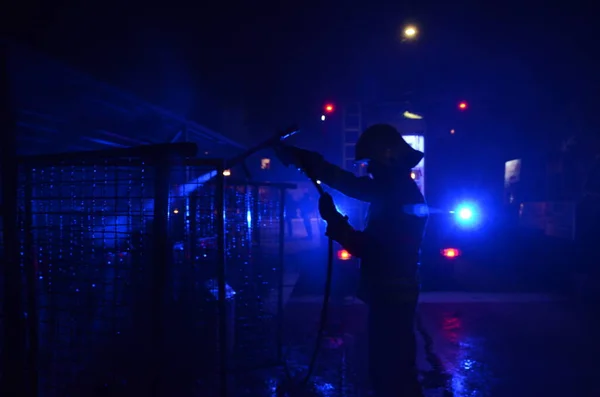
[402,25,418,41]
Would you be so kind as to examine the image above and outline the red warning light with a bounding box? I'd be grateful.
[441,248,461,258]
[324,103,335,113]
[458,101,468,111]
[337,249,351,260]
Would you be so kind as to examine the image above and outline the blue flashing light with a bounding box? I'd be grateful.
[458,207,473,220]
[454,202,479,227]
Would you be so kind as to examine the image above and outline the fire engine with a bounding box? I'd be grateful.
[316,101,487,293]
[506,148,600,294]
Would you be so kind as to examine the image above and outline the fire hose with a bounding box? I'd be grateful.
[274,146,337,396]
[220,126,334,394]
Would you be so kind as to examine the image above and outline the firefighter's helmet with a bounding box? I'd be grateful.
[355,124,423,169]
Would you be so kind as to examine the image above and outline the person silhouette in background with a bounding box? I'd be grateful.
[298,192,314,239]
[285,192,296,238]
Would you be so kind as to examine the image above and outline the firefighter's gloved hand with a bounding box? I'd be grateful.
[319,193,345,223]
[274,146,323,170]
[325,220,352,243]
[320,193,352,243]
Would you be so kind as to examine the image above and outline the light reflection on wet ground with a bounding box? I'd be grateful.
[418,294,600,397]
[271,293,600,397]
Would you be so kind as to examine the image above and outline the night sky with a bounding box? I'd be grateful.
[6,0,599,147]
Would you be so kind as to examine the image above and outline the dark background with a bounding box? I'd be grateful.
[5,0,599,151]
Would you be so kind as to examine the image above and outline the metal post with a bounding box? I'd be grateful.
[215,161,228,397]
[276,188,286,362]
[1,39,27,397]
[252,188,260,248]
[150,156,171,397]
[243,185,254,282]
[23,171,38,396]
[189,194,198,264]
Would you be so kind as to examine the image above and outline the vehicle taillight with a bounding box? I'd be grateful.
[441,248,461,258]
[337,249,351,260]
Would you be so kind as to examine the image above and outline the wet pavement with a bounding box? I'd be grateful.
[276,292,600,397]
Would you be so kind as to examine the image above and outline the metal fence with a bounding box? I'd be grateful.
[0,206,4,391]
[2,143,294,397]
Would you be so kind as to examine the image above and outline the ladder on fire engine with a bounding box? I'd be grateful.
[341,103,368,228]
[342,102,366,176]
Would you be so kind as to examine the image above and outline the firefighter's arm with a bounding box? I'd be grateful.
[275,146,375,201]
[310,158,375,202]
